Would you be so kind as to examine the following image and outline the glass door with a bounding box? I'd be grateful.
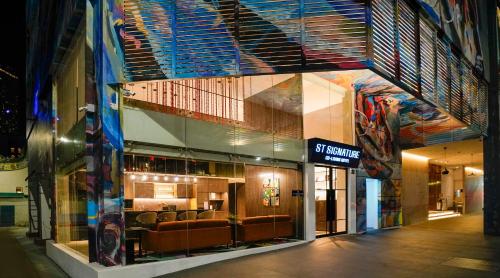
[315,166,347,236]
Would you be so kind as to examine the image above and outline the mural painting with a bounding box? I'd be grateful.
[417,0,484,70]
[122,0,368,81]
[316,69,480,232]
[86,0,126,266]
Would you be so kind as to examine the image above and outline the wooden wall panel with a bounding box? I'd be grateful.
[402,156,429,225]
[243,165,303,222]
[124,177,133,199]
[243,99,302,139]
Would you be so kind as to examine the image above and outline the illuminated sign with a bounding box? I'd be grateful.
[307,138,362,168]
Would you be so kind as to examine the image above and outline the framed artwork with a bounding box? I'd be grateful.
[262,177,280,207]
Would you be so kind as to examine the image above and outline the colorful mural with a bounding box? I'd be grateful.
[417,0,483,70]
[314,69,480,232]
[86,0,126,266]
[122,0,368,81]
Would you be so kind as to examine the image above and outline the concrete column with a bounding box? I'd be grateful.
[483,0,500,235]
[347,170,357,234]
[304,163,316,241]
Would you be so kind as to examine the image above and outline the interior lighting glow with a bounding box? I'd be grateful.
[153,175,159,181]
[130,174,136,180]
[141,175,148,181]
[402,151,429,162]
[59,137,71,143]
[174,176,179,182]
[163,176,169,181]
[465,167,483,175]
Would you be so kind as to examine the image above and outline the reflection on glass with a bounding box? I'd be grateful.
[315,167,329,236]
[54,30,88,257]
[315,167,347,236]
[122,73,304,263]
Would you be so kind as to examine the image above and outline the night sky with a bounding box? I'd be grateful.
[0,1,25,156]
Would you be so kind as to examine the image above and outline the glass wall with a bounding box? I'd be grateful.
[54,29,88,256]
[122,74,304,262]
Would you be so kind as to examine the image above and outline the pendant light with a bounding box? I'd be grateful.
[442,147,449,175]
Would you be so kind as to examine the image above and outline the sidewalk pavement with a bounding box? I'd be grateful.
[164,214,500,278]
[0,227,67,278]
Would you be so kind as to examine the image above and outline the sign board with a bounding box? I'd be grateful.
[307,138,362,168]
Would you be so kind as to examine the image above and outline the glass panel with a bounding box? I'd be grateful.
[336,220,347,233]
[335,169,347,190]
[121,73,305,263]
[315,167,329,236]
[336,190,347,221]
[54,30,87,257]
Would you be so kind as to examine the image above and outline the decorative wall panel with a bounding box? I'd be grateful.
[449,51,462,120]
[416,0,484,71]
[123,0,369,80]
[303,0,367,69]
[371,0,396,79]
[396,0,418,92]
[87,0,125,266]
[419,19,435,103]
[435,38,449,112]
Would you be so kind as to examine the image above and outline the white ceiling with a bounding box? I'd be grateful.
[404,138,483,169]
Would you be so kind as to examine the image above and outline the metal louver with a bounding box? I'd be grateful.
[477,80,488,133]
[175,0,237,78]
[396,0,418,92]
[124,0,174,81]
[419,19,435,103]
[461,61,474,126]
[435,38,449,112]
[238,0,302,74]
[124,0,369,80]
[303,0,367,69]
[449,51,462,120]
[372,0,397,79]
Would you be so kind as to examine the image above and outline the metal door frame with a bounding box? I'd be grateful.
[315,165,348,237]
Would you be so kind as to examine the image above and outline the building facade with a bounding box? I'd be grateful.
[26,0,495,277]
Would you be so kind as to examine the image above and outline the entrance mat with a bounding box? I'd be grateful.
[441,257,500,272]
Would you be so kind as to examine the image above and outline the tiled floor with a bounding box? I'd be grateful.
[163,214,500,278]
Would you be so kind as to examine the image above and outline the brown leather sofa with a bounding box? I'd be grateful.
[143,219,231,253]
[236,215,293,242]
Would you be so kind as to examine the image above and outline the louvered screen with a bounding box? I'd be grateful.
[175,0,237,78]
[436,39,449,112]
[461,61,474,126]
[238,0,302,74]
[124,0,174,81]
[372,0,397,79]
[303,0,367,69]
[470,83,480,131]
[477,80,488,133]
[396,0,418,92]
[419,19,436,103]
[449,52,462,120]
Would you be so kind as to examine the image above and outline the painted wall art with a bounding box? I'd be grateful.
[262,177,280,207]
[417,0,484,70]
[122,0,368,81]
[86,0,126,266]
